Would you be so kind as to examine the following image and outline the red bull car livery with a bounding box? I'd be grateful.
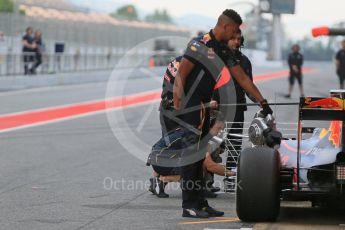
[236,90,345,222]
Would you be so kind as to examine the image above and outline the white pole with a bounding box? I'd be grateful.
[270,13,282,60]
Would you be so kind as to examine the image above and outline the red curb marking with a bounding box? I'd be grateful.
[0,91,161,131]
[0,68,317,132]
[253,67,316,82]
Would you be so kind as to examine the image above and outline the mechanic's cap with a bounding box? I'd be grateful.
[222,9,242,25]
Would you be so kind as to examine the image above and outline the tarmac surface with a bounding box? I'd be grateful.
[0,62,344,230]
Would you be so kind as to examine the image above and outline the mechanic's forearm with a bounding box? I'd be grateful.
[246,84,264,103]
[247,93,257,103]
[204,156,227,176]
[159,175,180,183]
[205,160,233,177]
[173,73,185,110]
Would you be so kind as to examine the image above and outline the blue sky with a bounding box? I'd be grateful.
[71,0,345,39]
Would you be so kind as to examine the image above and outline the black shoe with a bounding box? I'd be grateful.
[202,205,224,217]
[156,192,169,198]
[204,190,217,198]
[200,200,224,217]
[156,178,169,198]
[148,178,157,195]
[284,94,291,98]
[210,186,221,193]
[182,208,209,218]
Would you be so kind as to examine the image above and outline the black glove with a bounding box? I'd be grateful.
[260,99,273,116]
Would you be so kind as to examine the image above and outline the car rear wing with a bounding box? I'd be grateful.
[312,27,345,37]
[299,97,345,121]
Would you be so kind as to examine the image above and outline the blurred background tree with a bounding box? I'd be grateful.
[0,0,14,13]
[145,9,172,23]
[110,4,138,21]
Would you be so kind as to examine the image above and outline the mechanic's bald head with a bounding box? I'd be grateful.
[214,9,242,42]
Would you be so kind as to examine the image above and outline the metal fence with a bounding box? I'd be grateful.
[0,12,190,56]
[0,51,179,76]
[0,12,191,76]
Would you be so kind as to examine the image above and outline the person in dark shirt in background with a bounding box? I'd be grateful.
[285,44,304,98]
[31,30,44,74]
[207,29,256,193]
[22,27,36,75]
[335,40,345,89]
[216,29,257,192]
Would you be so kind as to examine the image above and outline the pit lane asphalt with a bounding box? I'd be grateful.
[0,62,344,230]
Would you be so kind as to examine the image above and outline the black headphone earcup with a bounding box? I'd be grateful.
[263,128,282,148]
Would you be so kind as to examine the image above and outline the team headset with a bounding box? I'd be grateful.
[239,35,244,49]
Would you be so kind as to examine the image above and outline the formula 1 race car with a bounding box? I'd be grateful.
[236,90,345,222]
[235,27,345,222]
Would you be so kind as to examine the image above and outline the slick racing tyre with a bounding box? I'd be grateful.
[236,146,280,222]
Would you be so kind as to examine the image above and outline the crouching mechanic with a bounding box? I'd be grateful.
[146,57,182,198]
[148,56,221,198]
[147,111,235,198]
[159,57,182,136]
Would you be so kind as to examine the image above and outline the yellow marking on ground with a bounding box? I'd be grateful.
[179,217,240,225]
[214,217,238,219]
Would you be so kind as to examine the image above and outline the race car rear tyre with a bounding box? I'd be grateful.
[236,146,280,222]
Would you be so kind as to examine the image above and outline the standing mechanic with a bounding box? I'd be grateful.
[226,29,255,168]
[173,9,273,218]
[285,44,304,98]
[335,39,345,89]
[212,29,256,191]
